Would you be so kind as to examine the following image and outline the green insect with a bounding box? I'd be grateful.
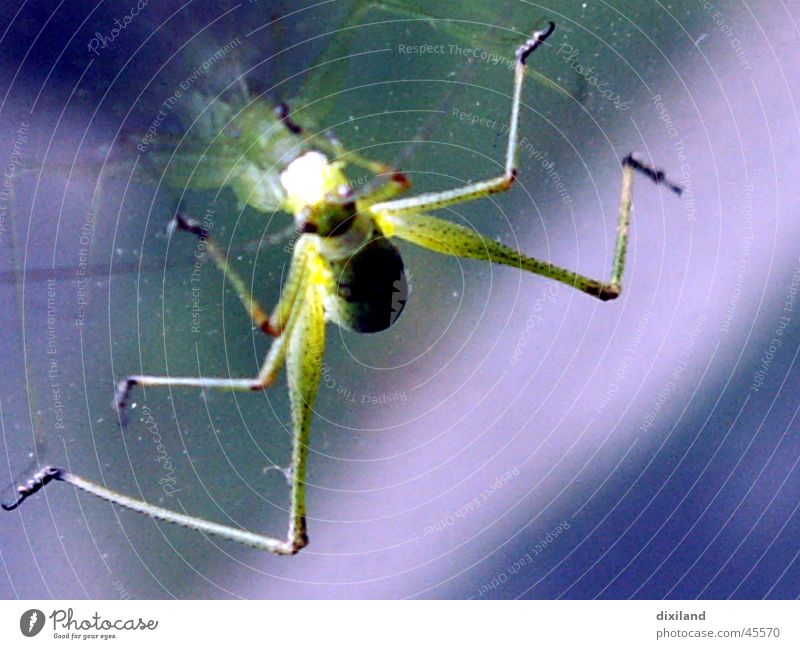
[3,22,680,554]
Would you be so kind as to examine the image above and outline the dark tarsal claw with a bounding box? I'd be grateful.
[276,103,303,135]
[168,213,204,237]
[622,154,683,196]
[518,21,556,65]
[2,466,63,511]
[114,377,137,426]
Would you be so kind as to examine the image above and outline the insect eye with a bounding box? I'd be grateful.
[337,184,354,200]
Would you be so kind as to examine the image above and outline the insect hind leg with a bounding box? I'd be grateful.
[377,154,681,301]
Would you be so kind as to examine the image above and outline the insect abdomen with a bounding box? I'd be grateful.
[327,237,408,333]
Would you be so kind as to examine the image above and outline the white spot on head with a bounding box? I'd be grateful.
[280,151,330,208]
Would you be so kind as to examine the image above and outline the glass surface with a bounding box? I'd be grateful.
[1,0,799,599]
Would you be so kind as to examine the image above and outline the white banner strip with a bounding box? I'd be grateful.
[0,600,797,647]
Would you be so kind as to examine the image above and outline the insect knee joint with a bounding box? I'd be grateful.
[115,377,138,408]
[597,283,621,301]
[169,213,206,238]
[250,376,276,391]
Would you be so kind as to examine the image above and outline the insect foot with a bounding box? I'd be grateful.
[517,21,556,65]
[622,154,683,196]
[114,377,138,426]
[2,466,63,511]
[168,213,204,237]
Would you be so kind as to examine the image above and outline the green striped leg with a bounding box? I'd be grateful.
[369,23,556,217]
[377,156,678,301]
[7,249,328,554]
[115,232,313,412]
[170,214,275,335]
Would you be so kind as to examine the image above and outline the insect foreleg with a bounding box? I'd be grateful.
[114,325,288,421]
[369,22,555,217]
[267,235,314,336]
[5,262,325,554]
[113,250,312,415]
[170,213,274,335]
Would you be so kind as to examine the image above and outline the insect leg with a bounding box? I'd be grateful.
[266,235,313,336]
[316,132,398,176]
[3,464,303,553]
[115,240,314,414]
[115,320,288,417]
[170,213,274,335]
[274,102,303,135]
[376,155,680,301]
[609,155,681,291]
[282,253,328,552]
[5,260,326,554]
[369,23,556,217]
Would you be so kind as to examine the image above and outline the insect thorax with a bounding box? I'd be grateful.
[281,151,409,332]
